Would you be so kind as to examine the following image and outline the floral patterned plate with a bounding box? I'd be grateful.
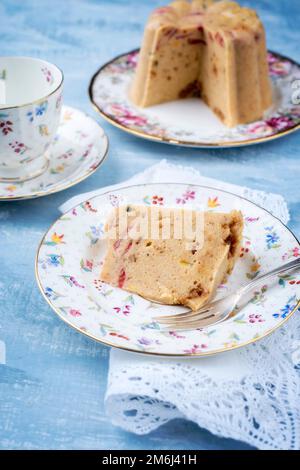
[36,183,300,357]
[89,49,300,148]
[0,106,108,200]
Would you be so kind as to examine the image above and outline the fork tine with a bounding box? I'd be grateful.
[160,304,235,330]
[154,297,227,322]
[155,309,213,325]
[161,309,219,326]
[160,314,222,331]
[153,306,211,322]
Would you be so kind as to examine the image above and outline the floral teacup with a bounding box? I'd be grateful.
[0,57,63,182]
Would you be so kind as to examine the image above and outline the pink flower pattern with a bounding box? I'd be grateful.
[41,66,54,84]
[9,141,28,154]
[152,195,164,205]
[268,52,292,77]
[183,344,208,354]
[113,304,131,316]
[248,314,265,324]
[265,116,295,131]
[176,189,196,205]
[0,119,13,136]
[110,104,148,127]
[69,309,82,317]
[282,246,300,261]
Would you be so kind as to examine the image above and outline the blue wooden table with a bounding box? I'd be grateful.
[0,0,299,450]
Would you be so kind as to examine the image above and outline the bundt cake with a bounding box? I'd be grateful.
[130,0,272,127]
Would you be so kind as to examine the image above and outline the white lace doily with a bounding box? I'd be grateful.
[61,160,299,450]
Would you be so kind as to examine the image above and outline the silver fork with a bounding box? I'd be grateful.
[153,257,300,331]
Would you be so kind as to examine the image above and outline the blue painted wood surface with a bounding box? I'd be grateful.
[0,0,299,450]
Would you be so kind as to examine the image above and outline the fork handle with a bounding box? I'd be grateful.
[240,257,300,295]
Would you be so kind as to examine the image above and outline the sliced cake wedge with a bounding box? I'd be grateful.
[100,205,243,311]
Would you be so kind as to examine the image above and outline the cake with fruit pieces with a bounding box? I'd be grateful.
[100,205,243,311]
[130,0,272,127]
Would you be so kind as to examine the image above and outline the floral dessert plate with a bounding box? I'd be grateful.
[0,106,108,201]
[89,50,300,148]
[36,183,300,357]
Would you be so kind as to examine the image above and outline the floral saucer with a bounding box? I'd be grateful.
[0,106,108,200]
[36,183,300,357]
[89,50,300,148]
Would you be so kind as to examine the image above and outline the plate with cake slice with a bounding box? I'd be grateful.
[89,0,300,147]
[36,183,300,357]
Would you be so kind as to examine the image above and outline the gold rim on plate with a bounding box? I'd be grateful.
[35,182,300,357]
[89,49,300,148]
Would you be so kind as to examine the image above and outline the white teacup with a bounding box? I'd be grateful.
[0,57,63,182]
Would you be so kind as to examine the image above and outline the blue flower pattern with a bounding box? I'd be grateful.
[44,287,62,300]
[91,224,103,237]
[26,111,34,122]
[273,295,298,319]
[86,224,104,245]
[47,254,63,267]
[26,101,48,122]
[265,226,280,249]
[35,101,48,116]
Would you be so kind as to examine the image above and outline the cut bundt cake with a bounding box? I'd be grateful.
[130,0,272,127]
[100,205,243,311]
[130,0,213,108]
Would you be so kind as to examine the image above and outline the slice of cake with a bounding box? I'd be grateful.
[100,205,243,311]
[130,0,272,127]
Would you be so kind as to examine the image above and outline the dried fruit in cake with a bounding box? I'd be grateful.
[100,205,243,311]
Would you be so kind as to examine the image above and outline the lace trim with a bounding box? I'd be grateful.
[106,313,300,449]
